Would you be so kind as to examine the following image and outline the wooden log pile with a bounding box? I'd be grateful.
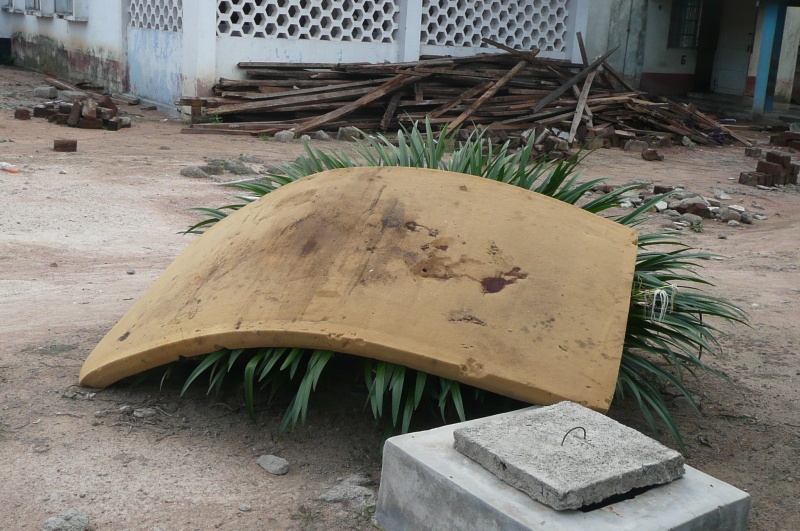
[182,38,751,149]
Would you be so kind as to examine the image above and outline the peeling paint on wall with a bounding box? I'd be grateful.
[11,34,126,93]
[127,28,183,107]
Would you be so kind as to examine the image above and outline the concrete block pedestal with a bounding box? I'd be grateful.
[376,408,751,531]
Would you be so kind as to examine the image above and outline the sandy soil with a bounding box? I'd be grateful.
[1,66,798,529]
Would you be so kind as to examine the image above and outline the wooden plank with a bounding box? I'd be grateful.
[480,37,541,62]
[499,106,585,125]
[217,78,373,88]
[602,61,636,92]
[575,32,589,67]
[448,61,530,130]
[427,81,501,120]
[181,128,259,136]
[209,85,384,115]
[190,122,303,131]
[229,79,386,101]
[568,70,596,144]
[530,47,617,114]
[44,77,137,106]
[337,57,457,70]
[292,74,427,134]
[238,61,355,69]
[576,31,616,90]
[381,92,402,131]
[657,97,753,147]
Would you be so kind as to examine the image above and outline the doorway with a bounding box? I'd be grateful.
[710,0,758,95]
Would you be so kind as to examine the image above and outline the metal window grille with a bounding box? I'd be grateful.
[130,0,183,32]
[668,0,702,49]
[216,0,400,42]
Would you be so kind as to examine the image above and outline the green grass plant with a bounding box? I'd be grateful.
[173,121,745,451]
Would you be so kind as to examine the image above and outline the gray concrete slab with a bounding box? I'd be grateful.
[376,408,751,531]
[452,401,684,510]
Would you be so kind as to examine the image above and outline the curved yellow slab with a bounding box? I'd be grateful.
[80,167,638,412]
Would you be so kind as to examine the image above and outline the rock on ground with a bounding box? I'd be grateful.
[33,86,58,99]
[337,126,361,141]
[717,207,742,223]
[316,474,376,510]
[641,148,664,161]
[624,139,649,152]
[179,166,211,179]
[274,130,295,143]
[257,454,289,475]
[41,509,90,531]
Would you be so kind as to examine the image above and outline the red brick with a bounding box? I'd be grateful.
[757,160,783,176]
[739,172,759,186]
[77,117,104,129]
[48,113,70,125]
[766,151,792,168]
[53,139,77,152]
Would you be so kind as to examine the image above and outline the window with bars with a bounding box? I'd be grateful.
[24,0,40,10]
[668,0,702,49]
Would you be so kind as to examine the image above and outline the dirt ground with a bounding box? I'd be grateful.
[1,66,798,530]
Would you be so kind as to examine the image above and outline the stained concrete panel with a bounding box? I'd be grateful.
[453,401,685,510]
[376,408,751,531]
[79,167,637,412]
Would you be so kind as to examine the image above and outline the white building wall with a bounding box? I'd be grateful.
[215,0,588,82]
[584,0,647,85]
[127,0,185,104]
[2,1,127,93]
[640,0,696,76]
[1,0,589,105]
[0,8,10,38]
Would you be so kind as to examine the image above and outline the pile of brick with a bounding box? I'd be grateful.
[32,95,130,131]
[768,130,800,149]
[15,88,131,132]
[739,150,799,187]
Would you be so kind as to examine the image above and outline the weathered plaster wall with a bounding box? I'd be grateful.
[0,11,10,38]
[127,28,182,105]
[641,1,697,75]
[639,0,697,95]
[584,0,648,87]
[775,6,800,102]
[6,6,127,93]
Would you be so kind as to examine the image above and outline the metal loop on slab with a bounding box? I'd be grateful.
[561,426,587,446]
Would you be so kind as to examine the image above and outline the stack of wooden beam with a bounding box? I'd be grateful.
[182,38,751,147]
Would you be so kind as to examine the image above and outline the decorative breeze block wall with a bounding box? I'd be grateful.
[130,0,183,32]
[216,0,400,42]
[421,0,570,51]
